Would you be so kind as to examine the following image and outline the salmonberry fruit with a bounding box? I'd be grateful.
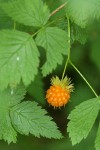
[46,76,74,108]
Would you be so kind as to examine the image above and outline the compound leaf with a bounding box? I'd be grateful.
[67,97,100,145]
[0,30,39,90]
[2,0,50,27]
[36,27,68,76]
[10,101,63,139]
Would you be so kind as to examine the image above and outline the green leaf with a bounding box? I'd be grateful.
[0,85,26,144]
[1,0,50,27]
[27,72,46,105]
[0,109,17,144]
[0,30,39,90]
[0,84,26,107]
[36,27,68,76]
[65,0,100,28]
[0,6,13,29]
[10,101,63,139]
[67,97,100,145]
[95,123,100,150]
[71,24,88,44]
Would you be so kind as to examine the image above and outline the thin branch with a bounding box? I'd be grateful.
[69,60,98,98]
[49,1,68,17]
[62,16,70,79]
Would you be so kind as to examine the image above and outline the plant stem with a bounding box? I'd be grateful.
[32,29,42,37]
[47,15,65,27]
[32,16,65,37]
[31,1,68,37]
[62,16,71,79]
[49,1,68,17]
[67,16,71,60]
[69,60,98,98]
[31,1,68,38]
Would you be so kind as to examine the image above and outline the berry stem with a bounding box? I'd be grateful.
[69,60,99,98]
[62,16,71,79]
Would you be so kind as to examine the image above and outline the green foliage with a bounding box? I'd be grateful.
[1,0,50,27]
[65,0,100,28]
[36,27,68,76]
[71,24,88,44]
[95,123,100,150]
[0,7,13,29]
[0,108,17,144]
[67,97,100,145]
[0,85,62,144]
[0,0,100,149]
[0,85,26,144]
[10,101,62,139]
[0,30,39,90]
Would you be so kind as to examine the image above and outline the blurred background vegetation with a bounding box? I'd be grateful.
[0,0,100,149]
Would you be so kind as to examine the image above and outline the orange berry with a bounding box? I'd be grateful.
[46,76,74,108]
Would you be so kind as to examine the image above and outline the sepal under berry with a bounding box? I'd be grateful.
[51,76,74,92]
